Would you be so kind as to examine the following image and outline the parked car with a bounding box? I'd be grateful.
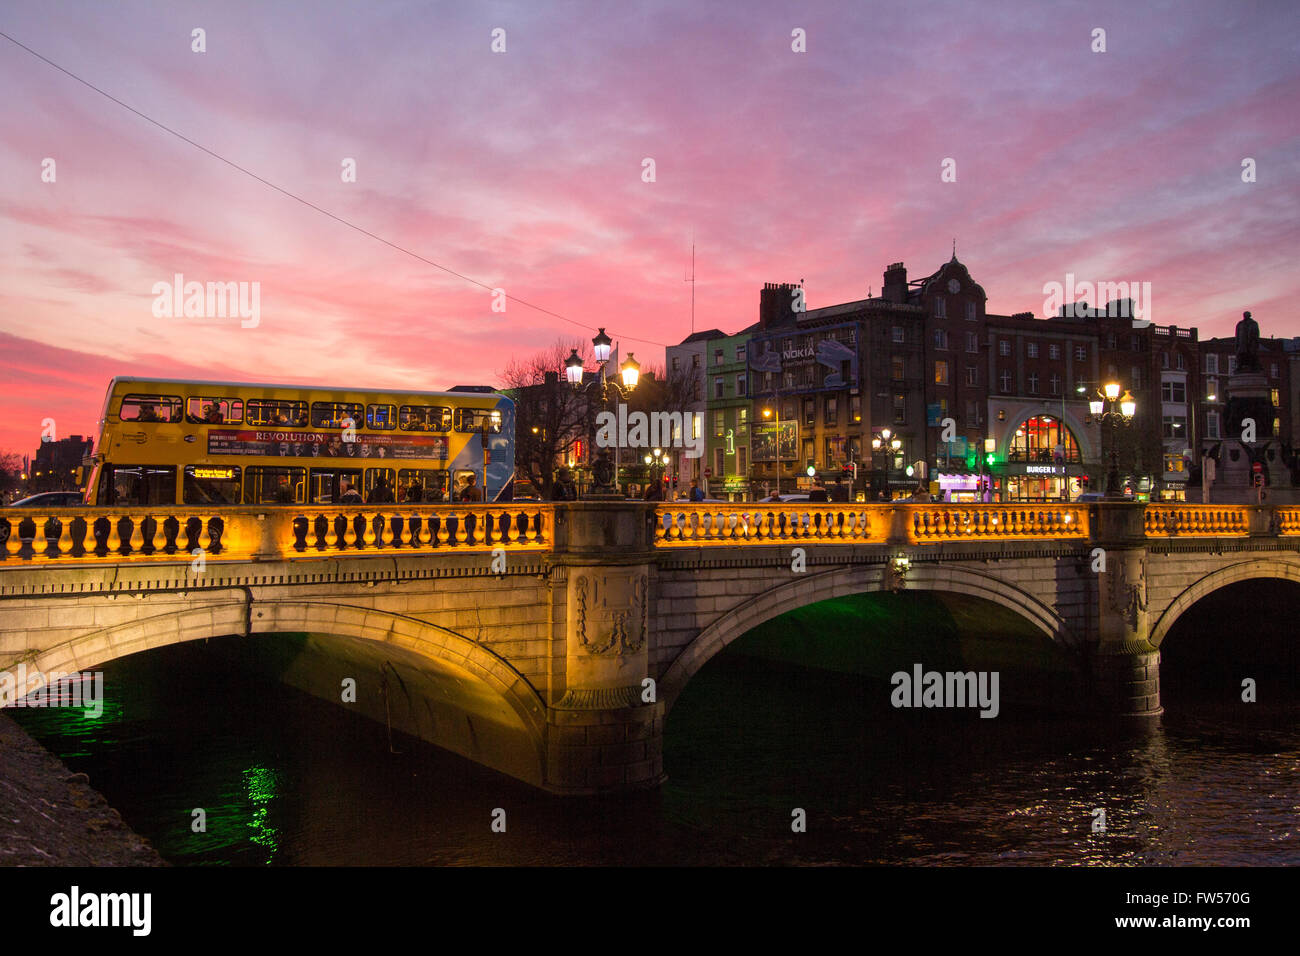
[7,491,85,507]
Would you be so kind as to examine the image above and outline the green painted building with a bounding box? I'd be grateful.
[703,325,759,500]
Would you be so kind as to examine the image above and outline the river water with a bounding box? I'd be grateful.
[9,636,1298,866]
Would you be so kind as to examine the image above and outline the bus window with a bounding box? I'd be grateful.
[312,402,363,429]
[365,468,396,502]
[185,397,243,425]
[397,468,448,502]
[246,400,307,428]
[99,465,177,505]
[308,468,362,505]
[399,405,451,432]
[184,465,241,504]
[120,395,182,423]
[244,466,305,504]
[366,403,396,430]
[454,407,502,433]
[451,470,483,501]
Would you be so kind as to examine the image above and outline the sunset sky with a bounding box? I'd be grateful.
[1,0,1297,457]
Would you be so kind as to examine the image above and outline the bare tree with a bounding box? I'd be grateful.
[499,339,600,497]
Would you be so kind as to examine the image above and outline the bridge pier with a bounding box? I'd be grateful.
[1090,505,1162,721]
[544,502,665,794]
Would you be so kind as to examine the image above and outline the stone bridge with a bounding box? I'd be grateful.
[1,500,1297,794]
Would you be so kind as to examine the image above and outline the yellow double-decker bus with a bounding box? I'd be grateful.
[83,378,515,506]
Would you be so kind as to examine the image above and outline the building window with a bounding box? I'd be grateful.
[1177,353,1186,370]
[1027,343,1039,359]
[891,355,905,381]
[714,377,724,399]
[934,297,946,318]
[1207,411,1220,439]
[966,332,979,353]
[738,407,749,431]
[672,356,680,371]
[1161,381,1187,403]
[963,366,977,386]
[1008,416,1079,463]
[893,393,906,424]
[999,340,1010,357]
[1134,336,1143,353]
[1274,416,1281,436]
[999,370,1011,393]
[825,396,838,426]
[1106,334,1117,350]
[1049,344,1060,360]
[965,400,980,426]
[1161,352,1169,369]
[737,375,747,397]
[850,394,862,423]
[1228,356,1238,375]
[1163,454,1185,474]
[1162,415,1187,439]
[692,354,700,367]
[802,438,815,465]
[1132,366,1143,388]
[715,447,725,477]
[783,371,795,389]
[1206,377,1218,400]
[892,326,905,344]
[804,398,815,426]
[1028,373,1039,394]
[713,410,725,436]
[934,329,948,350]
[1272,388,1280,407]
[693,381,701,401]
[1272,363,1279,379]
[1049,373,1060,395]
[934,360,949,385]
[1075,346,1087,361]
[1205,354,1218,374]
[965,301,976,321]
[737,346,746,364]
[714,348,724,365]
[738,445,748,474]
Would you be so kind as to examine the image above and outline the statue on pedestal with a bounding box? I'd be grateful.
[1235,311,1262,373]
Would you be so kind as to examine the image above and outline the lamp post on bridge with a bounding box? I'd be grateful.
[1088,382,1137,501]
[565,328,639,497]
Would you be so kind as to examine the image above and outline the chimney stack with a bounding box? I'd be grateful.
[883,262,908,303]
[759,281,801,329]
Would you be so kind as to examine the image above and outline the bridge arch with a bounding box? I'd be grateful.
[8,599,548,783]
[1150,557,1300,649]
[659,562,1078,711]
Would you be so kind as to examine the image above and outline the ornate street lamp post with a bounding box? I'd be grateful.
[871,428,902,500]
[1089,382,1137,500]
[565,329,639,497]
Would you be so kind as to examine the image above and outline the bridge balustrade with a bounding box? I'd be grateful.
[1143,504,1250,536]
[0,504,553,563]
[3,502,1297,565]
[905,503,1089,543]
[655,503,884,546]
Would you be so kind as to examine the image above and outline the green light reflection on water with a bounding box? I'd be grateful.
[243,766,282,864]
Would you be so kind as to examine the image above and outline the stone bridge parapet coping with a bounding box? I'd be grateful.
[3,502,1299,568]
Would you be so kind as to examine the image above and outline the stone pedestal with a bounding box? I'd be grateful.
[1215,370,1292,503]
